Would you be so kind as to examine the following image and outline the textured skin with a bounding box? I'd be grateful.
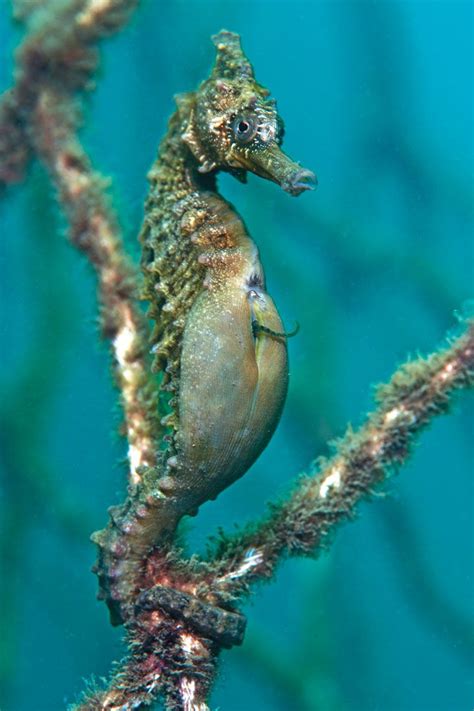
[140,31,315,511]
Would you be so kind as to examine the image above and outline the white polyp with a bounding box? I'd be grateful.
[144,679,160,695]
[128,444,142,486]
[319,467,342,499]
[370,435,383,457]
[114,322,135,371]
[180,677,195,709]
[439,360,456,381]
[113,314,150,482]
[218,547,264,581]
[180,632,201,656]
[180,677,209,711]
[77,0,113,27]
[384,406,403,424]
[101,692,125,711]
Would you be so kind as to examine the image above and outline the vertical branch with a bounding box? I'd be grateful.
[31,86,158,483]
[0,0,158,484]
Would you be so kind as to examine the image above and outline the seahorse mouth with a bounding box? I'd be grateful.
[281,168,317,196]
[232,143,317,197]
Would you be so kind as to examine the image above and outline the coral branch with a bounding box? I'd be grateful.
[1,0,138,186]
[203,319,474,599]
[0,0,158,484]
[31,85,158,481]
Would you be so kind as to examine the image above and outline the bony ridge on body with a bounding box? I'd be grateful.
[140,29,316,512]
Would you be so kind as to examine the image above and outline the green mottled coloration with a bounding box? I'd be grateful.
[140,30,315,509]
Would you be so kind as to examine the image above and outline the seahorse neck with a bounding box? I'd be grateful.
[148,108,217,207]
[139,102,255,386]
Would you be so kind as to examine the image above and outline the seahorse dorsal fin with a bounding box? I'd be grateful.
[182,109,202,158]
[174,91,195,114]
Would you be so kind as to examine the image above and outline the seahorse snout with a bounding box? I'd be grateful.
[232,141,316,197]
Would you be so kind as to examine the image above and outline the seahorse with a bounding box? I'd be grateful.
[92,30,315,625]
[140,30,315,508]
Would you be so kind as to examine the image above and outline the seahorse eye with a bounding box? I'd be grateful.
[232,116,257,144]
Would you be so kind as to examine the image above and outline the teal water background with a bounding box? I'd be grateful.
[0,1,473,709]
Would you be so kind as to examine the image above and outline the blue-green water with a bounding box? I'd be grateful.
[0,1,473,709]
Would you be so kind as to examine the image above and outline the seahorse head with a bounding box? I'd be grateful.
[182,30,317,196]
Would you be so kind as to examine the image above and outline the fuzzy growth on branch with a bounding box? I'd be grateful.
[0,0,158,485]
[203,320,474,597]
[77,318,474,710]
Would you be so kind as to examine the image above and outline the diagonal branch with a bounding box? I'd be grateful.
[78,319,473,710]
[1,0,138,184]
[30,84,158,482]
[202,318,474,600]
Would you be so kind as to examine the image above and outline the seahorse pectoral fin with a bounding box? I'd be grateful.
[252,319,299,340]
[250,290,298,345]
